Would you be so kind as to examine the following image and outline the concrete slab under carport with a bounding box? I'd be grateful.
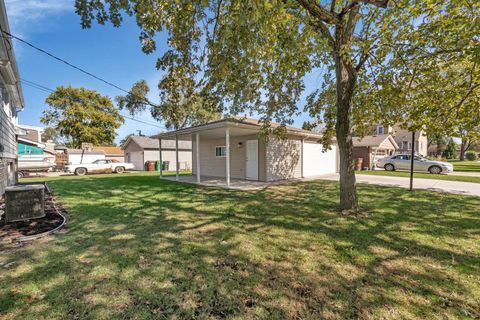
[160,174,340,191]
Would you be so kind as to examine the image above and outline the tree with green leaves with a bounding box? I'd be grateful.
[119,133,136,147]
[443,139,457,160]
[41,86,124,148]
[75,0,478,211]
[116,77,221,130]
[41,127,64,145]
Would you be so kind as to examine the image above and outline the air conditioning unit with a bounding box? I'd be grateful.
[4,185,45,222]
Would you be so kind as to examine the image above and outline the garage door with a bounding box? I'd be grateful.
[129,151,144,171]
[303,142,337,177]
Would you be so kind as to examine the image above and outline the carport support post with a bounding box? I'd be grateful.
[226,128,230,187]
[175,135,179,181]
[159,137,163,178]
[196,133,201,183]
[409,131,415,191]
[301,138,304,178]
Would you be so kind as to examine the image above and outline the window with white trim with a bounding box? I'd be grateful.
[215,146,227,157]
[377,126,384,135]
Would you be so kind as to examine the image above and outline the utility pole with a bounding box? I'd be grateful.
[409,131,415,191]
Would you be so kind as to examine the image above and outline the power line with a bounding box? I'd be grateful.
[1,29,160,109]
[19,78,165,129]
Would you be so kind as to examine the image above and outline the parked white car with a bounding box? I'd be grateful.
[66,159,135,176]
[376,154,454,174]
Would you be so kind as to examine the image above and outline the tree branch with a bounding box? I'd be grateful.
[340,0,389,16]
[308,19,336,50]
[296,0,340,24]
[330,0,337,13]
[355,52,369,72]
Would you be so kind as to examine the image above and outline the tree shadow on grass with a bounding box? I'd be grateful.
[0,174,479,319]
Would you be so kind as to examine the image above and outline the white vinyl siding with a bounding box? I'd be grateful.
[266,137,302,181]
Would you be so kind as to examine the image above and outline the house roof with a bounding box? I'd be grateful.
[353,134,399,149]
[154,117,324,140]
[67,149,105,155]
[17,124,44,132]
[92,146,124,156]
[122,135,192,150]
[17,137,46,149]
[0,1,24,109]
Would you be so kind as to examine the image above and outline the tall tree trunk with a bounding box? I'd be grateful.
[335,58,358,212]
[460,139,467,161]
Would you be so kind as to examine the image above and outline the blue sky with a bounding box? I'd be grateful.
[6,0,317,144]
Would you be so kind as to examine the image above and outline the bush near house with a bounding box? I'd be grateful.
[465,150,478,161]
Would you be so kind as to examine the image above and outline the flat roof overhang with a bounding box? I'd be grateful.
[153,119,324,141]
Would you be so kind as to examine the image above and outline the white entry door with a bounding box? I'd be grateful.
[245,140,259,180]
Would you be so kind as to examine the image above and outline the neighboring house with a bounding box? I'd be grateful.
[427,144,443,157]
[17,124,43,143]
[66,149,105,165]
[155,117,338,184]
[17,124,56,164]
[92,146,124,162]
[366,124,428,156]
[54,146,106,167]
[0,1,24,197]
[353,135,398,170]
[122,136,192,171]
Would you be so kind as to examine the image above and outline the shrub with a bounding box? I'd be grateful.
[465,150,478,161]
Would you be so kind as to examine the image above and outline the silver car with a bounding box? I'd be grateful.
[376,154,454,174]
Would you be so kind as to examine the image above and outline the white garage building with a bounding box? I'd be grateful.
[155,117,338,185]
[122,135,192,171]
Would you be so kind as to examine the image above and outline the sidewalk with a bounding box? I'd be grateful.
[319,173,480,197]
[448,171,480,177]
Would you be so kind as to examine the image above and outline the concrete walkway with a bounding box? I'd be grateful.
[320,174,480,197]
[448,171,480,177]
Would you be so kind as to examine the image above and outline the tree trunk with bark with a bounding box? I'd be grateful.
[335,58,358,211]
[459,138,471,161]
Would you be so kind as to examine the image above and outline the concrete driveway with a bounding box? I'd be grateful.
[320,174,480,197]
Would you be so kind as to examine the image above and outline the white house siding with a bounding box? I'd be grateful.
[192,134,266,180]
[144,149,192,171]
[0,107,17,197]
[266,137,302,181]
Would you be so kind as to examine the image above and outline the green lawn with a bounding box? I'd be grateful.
[448,160,480,172]
[356,170,480,184]
[1,173,479,319]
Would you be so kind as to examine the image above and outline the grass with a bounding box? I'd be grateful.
[1,172,479,319]
[448,160,480,172]
[356,170,480,184]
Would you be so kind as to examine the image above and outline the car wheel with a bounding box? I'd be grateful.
[384,164,395,171]
[75,167,87,176]
[429,166,442,174]
[115,166,125,174]
[17,171,24,179]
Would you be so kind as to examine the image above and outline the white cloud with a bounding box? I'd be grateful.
[5,0,73,37]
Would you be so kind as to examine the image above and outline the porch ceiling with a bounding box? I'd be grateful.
[163,126,261,141]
